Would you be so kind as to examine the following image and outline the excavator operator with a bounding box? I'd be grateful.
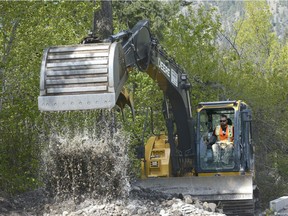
[209,114,234,165]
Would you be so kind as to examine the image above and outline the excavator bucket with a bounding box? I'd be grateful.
[38,42,127,111]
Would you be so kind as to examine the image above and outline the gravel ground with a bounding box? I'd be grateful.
[0,186,226,216]
[0,126,226,216]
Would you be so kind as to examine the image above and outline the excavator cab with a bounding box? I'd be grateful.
[196,100,254,176]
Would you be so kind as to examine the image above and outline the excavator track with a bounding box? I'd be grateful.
[219,199,254,216]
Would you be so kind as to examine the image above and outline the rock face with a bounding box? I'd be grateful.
[190,0,288,40]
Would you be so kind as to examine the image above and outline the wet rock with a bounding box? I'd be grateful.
[62,210,69,216]
[171,201,182,210]
[194,199,203,209]
[184,195,193,204]
[114,205,123,212]
[203,201,209,211]
[159,209,167,216]
[1,187,228,216]
[72,209,83,215]
[208,202,217,212]
[181,203,196,214]
[216,208,224,213]
[166,199,174,206]
[172,209,183,216]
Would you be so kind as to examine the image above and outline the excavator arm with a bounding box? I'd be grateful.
[38,20,195,157]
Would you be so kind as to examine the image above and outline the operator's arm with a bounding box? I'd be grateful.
[208,129,217,147]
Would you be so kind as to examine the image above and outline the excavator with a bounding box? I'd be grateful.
[38,20,256,215]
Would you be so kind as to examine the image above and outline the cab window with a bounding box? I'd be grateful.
[198,108,235,170]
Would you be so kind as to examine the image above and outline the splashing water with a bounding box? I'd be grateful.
[41,123,130,202]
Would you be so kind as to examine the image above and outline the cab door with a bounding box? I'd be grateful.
[240,108,254,172]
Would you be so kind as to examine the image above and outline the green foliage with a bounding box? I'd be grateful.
[0,1,98,194]
[234,1,278,75]
[112,0,180,39]
[0,1,287,209]
[122,72,164,142]
[162,5,222,105]
[118,72,164,178]
[0,0,182,195]
[114,4,225,176]
[112,1,181,154]
[218,1,288,206]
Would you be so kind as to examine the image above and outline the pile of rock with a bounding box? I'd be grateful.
[0,186,226,216]
[39,192,225,216]
[0,124,226,216]
[40,196,225,216]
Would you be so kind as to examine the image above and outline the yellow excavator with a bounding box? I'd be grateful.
[38,20,256,215]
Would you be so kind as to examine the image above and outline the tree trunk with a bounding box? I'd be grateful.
[93,0,113,39]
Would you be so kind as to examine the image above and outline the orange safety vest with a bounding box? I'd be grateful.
[215,125,234,142]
